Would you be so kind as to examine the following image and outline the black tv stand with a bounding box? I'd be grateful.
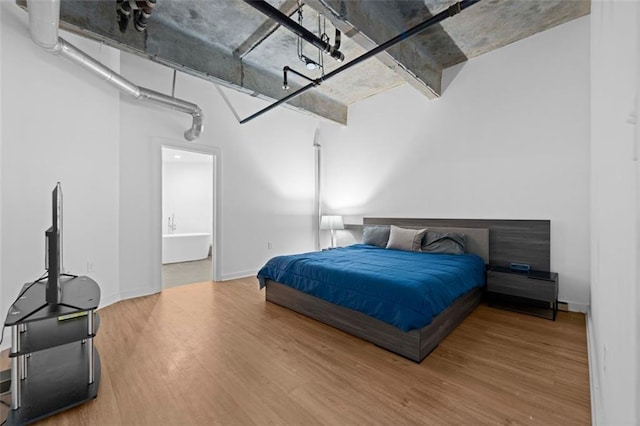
[4,275,101,425]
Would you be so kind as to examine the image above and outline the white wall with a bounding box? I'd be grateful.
[118,52,319,298]
[1,2,636,420]
[0,0,121,320]
[0,0,320,348]
[163,159,213,235]
[589,1,639,424]
[0,0,4,317]
[320,16,591,309]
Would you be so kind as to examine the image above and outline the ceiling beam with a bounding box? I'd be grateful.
[16,0,347,125]
[150,22,347,124]
[233,0,299,59]
[305,0,443,98]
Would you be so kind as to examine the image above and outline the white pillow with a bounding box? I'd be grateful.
[385,225,426,252]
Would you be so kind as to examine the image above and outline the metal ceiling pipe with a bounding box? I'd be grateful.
[26,0,204,141]
[28,0,61,52]
[240,0,480,124]
[244,0,344,62]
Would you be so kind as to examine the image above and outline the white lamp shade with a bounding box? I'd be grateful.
[320,215,344,230]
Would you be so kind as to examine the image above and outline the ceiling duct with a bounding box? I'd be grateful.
[26,0,204,141]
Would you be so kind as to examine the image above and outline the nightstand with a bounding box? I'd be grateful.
[487,266,559,320]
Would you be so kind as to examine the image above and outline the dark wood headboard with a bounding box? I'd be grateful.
[363,218,550,271]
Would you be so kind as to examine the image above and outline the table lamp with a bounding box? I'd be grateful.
[320,215,344,248]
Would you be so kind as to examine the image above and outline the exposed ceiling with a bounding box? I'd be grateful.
[17,0,590,125]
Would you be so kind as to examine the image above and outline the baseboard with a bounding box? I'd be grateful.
[586,308,601,425]
[99,291,122,310]
[567,302,589,313]
[559,300,589,313]
[118,286,161,301]
[220,269,258,281]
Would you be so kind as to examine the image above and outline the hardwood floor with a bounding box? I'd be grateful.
[1,278,590,425]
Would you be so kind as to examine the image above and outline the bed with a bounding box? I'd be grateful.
[258,218,551,362]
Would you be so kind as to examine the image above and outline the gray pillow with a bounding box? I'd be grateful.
[362,225,390,248]
[386,225,426,252]
[422,231,466,254]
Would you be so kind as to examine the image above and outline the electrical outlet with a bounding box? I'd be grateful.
[267,242,273,250]
[86,262,94,273]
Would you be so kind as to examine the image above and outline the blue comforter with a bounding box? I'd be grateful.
[257,244,485,331]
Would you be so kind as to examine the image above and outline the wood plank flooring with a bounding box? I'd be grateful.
[0,278,590,425]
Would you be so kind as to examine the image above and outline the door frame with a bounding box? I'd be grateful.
[156,140,222,283]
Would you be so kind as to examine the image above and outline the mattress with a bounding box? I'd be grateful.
[257,244,486,331]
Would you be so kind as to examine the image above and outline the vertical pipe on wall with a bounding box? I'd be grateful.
[313,127,321,251]
[635,5,640,423]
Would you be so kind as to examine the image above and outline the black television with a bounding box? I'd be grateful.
[45,182,63,305]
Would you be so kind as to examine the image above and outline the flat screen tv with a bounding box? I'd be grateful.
[45,182,63,305]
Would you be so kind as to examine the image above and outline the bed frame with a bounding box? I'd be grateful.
[265,218,551,362]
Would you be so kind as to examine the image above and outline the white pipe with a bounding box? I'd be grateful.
[28,0,60,52]
[57,39,139,95]
[26,0,204,141]
[313,127,321,251]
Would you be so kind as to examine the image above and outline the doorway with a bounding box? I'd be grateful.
[161,146,215,288]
